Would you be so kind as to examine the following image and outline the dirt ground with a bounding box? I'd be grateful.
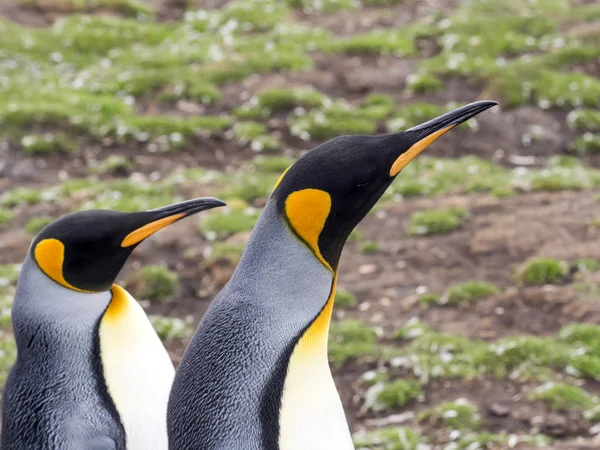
[1,0,600,448]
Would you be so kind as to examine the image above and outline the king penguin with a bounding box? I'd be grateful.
[167,101,497,450]
[1,197,225,450]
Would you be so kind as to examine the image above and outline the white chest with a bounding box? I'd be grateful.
[278,293,354,450]
[99,285,175,450]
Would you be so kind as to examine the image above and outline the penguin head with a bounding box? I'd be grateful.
[272,101,497,271]
[29,197,226,293]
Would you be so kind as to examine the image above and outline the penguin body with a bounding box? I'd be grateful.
[168,102,497,450]
[1,198,225,450]
[168,202,352,449]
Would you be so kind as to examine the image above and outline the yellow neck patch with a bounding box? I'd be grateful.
[34,238,91,293]
[273,166,291,191]
[103,284,129,322]
[285,189,332,272]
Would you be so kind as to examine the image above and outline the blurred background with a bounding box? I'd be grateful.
[1,0,600,448]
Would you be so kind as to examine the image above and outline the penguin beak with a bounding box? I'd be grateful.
[389,100,498,177]
[120,197,226,248]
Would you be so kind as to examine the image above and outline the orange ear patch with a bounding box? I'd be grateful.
[285,188,332,272]
[34,238,91,293]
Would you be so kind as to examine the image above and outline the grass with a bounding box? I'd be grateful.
[375,379,422,411]
[518,258,568,286]
[328,319,378,367]
[571,133,600,155]
[89,155,134,175]
[0,209,14,227]
[389,322,600,383]
[197,205,261,239]
[20,133,78,155]
[418,399,482,431]
[150,316,193,341]
[439,281,499,306]
[0,188,43,207]
[408,207,469,236]
[334,288,358,308]
[205,243,246,264]
[126,265,179,302]
[530,382,596,411]
[19,0,154,16]
[353,427,422,450]
[360,240,380,254]
[25,216,53,234]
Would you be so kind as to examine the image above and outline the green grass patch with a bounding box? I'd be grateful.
[126,265,179,302]
[567,109,600,131]
[25,216,54,234]
[518,257,568,286]
[442,281,499,306]
[530,382,596,410]
[205,243,246,264]
[375,379,422,410]
[408,207,469,236]
[418,399,482,431]
[571,133,600,155]
[325,28,420,56]
[150,315,193,341]
[197,205,261,239]
[236,87,326,119]
[0,188,43,207]
[20,133,78,155]
[360,240,380,254]
[334,288,357,308]
[0,209,14,227]
[19,0,153,16]
[353,427,422,450]
[89,155,134,176]
[328,319,378,367]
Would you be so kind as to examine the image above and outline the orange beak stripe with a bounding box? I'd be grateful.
[389,124,456,177]
[120,213,185,248]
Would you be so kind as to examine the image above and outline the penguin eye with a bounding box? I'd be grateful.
[356,179,373,188]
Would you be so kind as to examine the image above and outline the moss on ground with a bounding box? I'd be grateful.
[0,209,14,227]
[518,257,568,286]
[19,0,153,16]
[150,315,193,341]
[418,398,482,431]
[25,216,54,234]
[197,205,261,239]
[438,281,499,306]
[20,133,78,155]
[389,321,600,383]
[530,382,597,411]
[334,288,358,308]
[408,207,469,236]
[375,379,422,410]
[205,243,246,264]
[360,240,380,254]
[328,319,378,367]
[127,265,179,302]
[353,427,422,450]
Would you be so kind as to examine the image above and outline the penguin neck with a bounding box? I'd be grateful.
[231,199,336,327]
[12,256,112,351]
[232,200,353,449]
